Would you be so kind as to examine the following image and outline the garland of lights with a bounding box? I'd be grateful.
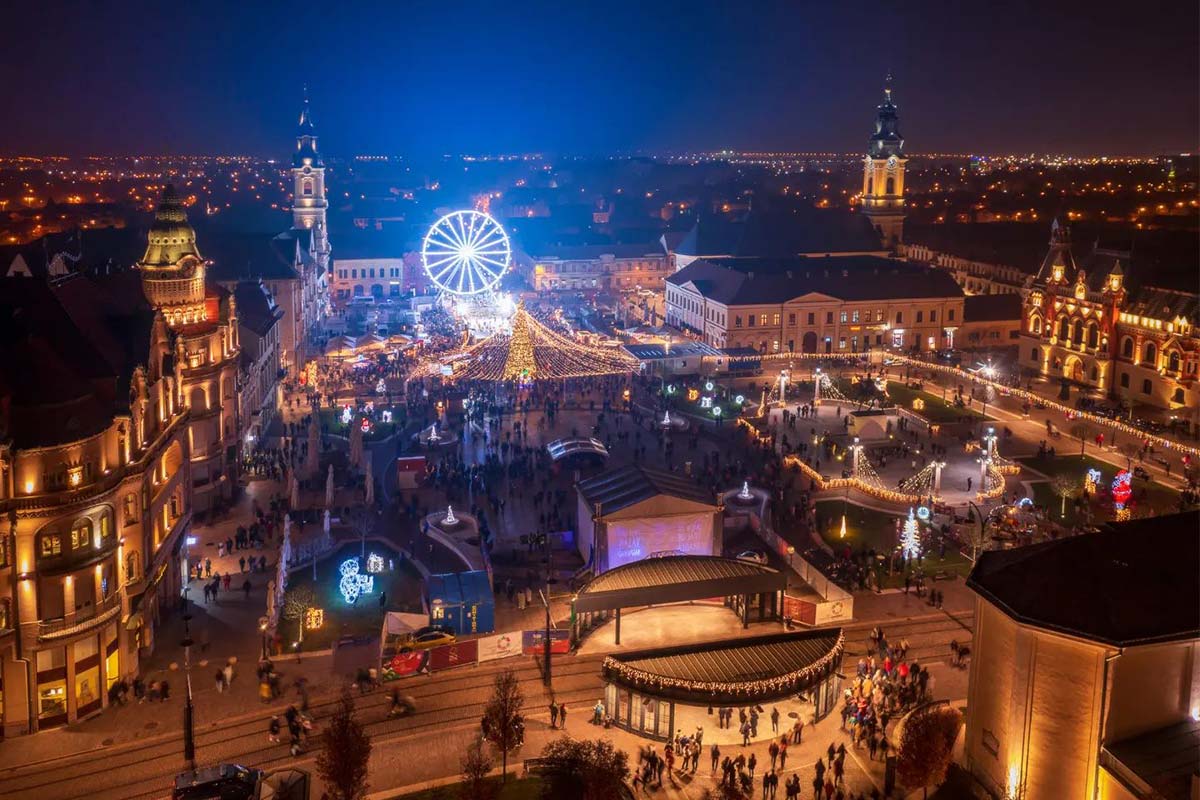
[448,301,638,382]
[601,631,844,699]
[898,461,938,497]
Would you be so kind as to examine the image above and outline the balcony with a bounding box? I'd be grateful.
[32,592,122,642]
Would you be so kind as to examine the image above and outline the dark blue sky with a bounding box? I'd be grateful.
[3,0,1197,156]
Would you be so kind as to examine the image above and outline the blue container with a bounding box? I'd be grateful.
[426,571,495,635]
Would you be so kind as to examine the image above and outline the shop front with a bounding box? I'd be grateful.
[601,629,844,743]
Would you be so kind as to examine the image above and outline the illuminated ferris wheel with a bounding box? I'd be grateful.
[421,210,511,296]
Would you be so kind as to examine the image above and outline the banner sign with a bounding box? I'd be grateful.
[522,629,570,655]
[381,650,429,682]
[478,633,520,662]
[429,640,478,672]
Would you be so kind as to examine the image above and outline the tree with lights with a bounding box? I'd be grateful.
[501,303,536,381]
[900,508,921,560]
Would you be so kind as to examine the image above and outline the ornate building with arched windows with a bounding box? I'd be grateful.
[138,187,243,512]
[1019,220,1199,414]
[0,267,192,734]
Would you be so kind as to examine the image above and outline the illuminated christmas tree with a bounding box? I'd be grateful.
[900,508,921,560]
[501,302,536,381]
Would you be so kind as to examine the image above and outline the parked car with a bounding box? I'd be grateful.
[173,765,262,800]
[401,630,456,652]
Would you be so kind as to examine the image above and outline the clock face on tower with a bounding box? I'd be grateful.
[887,155,898,169]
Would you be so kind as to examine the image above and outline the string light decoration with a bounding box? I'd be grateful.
[900,508,921,559]
[449,301,638,382]
[898,461,940,499]
[601,631,844,701]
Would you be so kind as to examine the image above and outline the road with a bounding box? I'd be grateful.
[0,609,973,800]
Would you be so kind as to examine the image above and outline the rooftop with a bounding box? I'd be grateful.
[967,510,1200,647]
[677,207,883,258]
[577,464,717,515]
[963,292,1022,323]
[602,628,844,705]
[1103,719,1200,800]
[668,255,964,306]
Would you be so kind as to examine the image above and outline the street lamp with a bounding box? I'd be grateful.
[180,612,196,771]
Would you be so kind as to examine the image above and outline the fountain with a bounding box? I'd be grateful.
[443,505,458,526]
[662,410,671,426]
[428,422,440,443]
[738,480,753,501]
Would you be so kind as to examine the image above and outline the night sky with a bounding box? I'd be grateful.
[3,0,1197,157]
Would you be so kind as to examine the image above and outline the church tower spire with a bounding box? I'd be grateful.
[861,74,907,248]
[139,185,209,327]
[291,87,329,256]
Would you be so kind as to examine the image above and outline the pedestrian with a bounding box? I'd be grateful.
[549,702,559,729]
[243,579,252,600]
[762,770,770,799]
[268,716,281,743]
[160,680,170,701]
[771,706,780,734]
[711,743,720,774]
[558,702,567,727]
[239,556,246,573]
[216,669,226,692]
[769,740,779,769]
[748,752,757,779]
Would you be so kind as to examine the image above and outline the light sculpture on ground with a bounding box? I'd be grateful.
[900,508,921,559]
[338,558,374,604]
[738,481,753,501]
[422,210,511,296]
[444,505,458,525]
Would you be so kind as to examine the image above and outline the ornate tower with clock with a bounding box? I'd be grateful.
[291,88,330,257]
[861,74,907,248]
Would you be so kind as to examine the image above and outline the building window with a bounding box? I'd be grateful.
[1173,387,1185,403]
[126,552,140,583]
[1087,323,1099,348]
[1120,372,1129,389]
[1168,351,1181,372]
[302,179,313,196]
[39,534,63,558]
[748,315,756,327]
[840,312,848,323]
[1031,347,1039,362]
[930,310,936,322]
[1121,337,1134,359]
[807,313,815,325]
[885,176,895,195]
[947,309,955,321]
[825,312,834,324]
[734,316,742,328]
[838,337,847,350]
[916,310,923,323]
[896,312,904,325]
[1144,343,1157,365]
[892,330,904,348]
[772,313,780,326]
[1142,379,1152,395]
[788,313,796,325]
[852,310,860,323]
[0,598,10,630]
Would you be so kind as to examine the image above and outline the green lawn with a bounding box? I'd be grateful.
[388,776,543,800]
[814,500,973,588]
[885,382,989,424]
[1018,454,1182,526]
[282,542,424,651]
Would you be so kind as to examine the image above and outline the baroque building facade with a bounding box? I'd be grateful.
[1019,221,1198,413]
[0,276,192,735]
[139,187,243,513]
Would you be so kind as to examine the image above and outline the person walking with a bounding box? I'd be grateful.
[771,706,780,734]
[761,770,770,799]
[769,740,779,770]
[711,743,720,774]
[549,702,559,729]
[558,702,567,728]
[748,752,757,779]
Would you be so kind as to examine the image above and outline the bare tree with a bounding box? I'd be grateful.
[282,585,317,644]
[539,737,630,800]
[481,669,524,782]
[1069,422,1092,456]
[1051,476,1080,519]
[316,688,373,800]
[459,735,495,800]
[1119,441,1141,470]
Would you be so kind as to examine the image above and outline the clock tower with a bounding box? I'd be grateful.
[861,74,907,248]
[291,88,330,258]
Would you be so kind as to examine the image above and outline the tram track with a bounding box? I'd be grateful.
[0,658,606,800]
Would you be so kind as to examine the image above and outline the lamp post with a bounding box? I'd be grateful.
[181,612,196,771]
